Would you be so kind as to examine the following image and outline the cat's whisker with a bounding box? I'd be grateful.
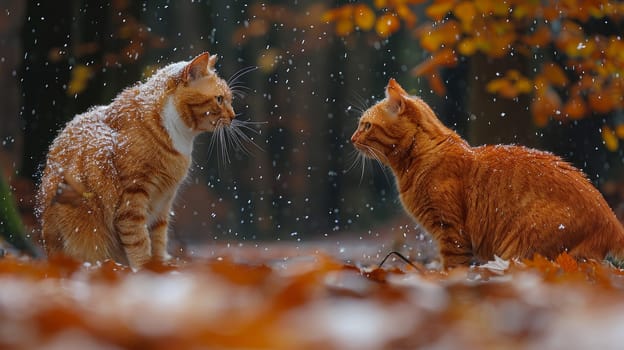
[344,148,370,185]
[227,66,258,86]
[228,126,256,155]
[222,123,245,152]
[231,90,248,100]
[231,119,265,148]
[359,153,368,184]
[362,145,391,183]
[228,66,257,101]
[220,122,233,165]
[344,148,363,173]
[230,86,253,98]
[350,91,371,116]
[207,128,220,160]
[229,84,253,91]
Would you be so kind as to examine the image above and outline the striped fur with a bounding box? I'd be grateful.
[37,52,235,268]
[351,79,624,268]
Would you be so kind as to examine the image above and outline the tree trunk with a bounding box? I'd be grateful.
[467,54,537,147]
[0,0,25,180]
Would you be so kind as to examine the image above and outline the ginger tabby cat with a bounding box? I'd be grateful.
[351,79,624,268]
[37,52,235,268]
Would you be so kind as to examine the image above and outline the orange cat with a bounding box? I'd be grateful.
[351,79,624,268]
[37,52,235,268]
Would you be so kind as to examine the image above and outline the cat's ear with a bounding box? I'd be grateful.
[385,78,407,116]
[208,54,218,70]
[182,52,211,82]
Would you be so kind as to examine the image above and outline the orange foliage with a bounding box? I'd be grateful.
[3,248,624,348]
[324,0,624,149]
[486,70,532,99]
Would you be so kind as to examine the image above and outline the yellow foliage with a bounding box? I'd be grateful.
[522,26,551,47]
[257,49,280,73]
[375,13,401,37]
[602,126,619,152]
[615,124,624,139]
[541,63,568,87]
[396,4,417,27]
[336,19,354,36]
[486,70,532,98]
[454,1,476,31]
[412,48,458,76]
[425,1,455,21]
[354,4,376,31]
[563,96,587,120]
[458,38,477,55]
[66,65,93,96]
[374,0,387,8]
[531,85,562,127]
[324,0,624,137]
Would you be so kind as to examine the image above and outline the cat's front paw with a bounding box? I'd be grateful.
[128,254,152,271]
[154,251,172,262]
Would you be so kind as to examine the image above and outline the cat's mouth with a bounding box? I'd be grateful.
[211,117,232,127]
[353,142,374,157]
[353,142,389,163]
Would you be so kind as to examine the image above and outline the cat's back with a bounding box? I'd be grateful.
[39,106,119,208]
[468,143,618,226]
[471,144,581,181]
[465,143,624,261]
[46,106,117,166]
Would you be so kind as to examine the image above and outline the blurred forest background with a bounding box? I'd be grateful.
[1,0,623,253]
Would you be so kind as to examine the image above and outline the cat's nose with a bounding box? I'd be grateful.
[350,133,357,143]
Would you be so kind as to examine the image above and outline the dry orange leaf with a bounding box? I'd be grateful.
[555,252,579,273]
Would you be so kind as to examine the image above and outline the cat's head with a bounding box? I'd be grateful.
[172,52,235,133]
[351,78,450,165]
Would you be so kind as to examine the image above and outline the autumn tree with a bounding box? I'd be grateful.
[323,0,624,151]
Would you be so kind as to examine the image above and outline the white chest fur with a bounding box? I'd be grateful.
[161,96,197,157]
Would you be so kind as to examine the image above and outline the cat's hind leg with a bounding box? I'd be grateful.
[42,203,122,263]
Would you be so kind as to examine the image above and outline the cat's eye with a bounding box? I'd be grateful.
[216,95,224,104]
[363,122,371,130]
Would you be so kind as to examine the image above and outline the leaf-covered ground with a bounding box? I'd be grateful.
[1,242,624,350]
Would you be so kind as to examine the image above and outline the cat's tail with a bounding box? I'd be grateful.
[51,171,94,206]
